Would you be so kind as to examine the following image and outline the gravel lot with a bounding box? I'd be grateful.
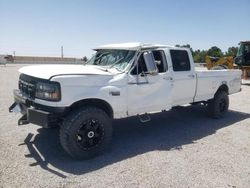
[0,64,250,188]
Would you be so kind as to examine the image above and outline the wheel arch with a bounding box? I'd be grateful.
[69,98,114,119]
[215,84,229,96]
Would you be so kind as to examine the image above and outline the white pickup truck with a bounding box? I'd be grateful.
[9,43,241,159]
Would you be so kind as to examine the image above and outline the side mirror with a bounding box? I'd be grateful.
[143,52,158,75]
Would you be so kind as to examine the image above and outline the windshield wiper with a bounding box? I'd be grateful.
[93,66,109,72]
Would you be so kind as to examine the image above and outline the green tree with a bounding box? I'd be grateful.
[225,46,238,57]
[193,49,207,63]
[207,46,223,57]
[181,44,191,48]
[82,56,88,62]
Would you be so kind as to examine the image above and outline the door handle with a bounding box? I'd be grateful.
[163,77,173,81]
[188,74,195,78]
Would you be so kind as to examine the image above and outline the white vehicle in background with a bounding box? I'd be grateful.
[9,43,241,159]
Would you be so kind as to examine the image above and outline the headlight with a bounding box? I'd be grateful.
[35,82,61,101]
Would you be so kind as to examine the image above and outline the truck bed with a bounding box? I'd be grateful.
[194,69,242,102]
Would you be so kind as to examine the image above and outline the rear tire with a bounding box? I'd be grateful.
[59,107,112,160]
[207,91,229,118]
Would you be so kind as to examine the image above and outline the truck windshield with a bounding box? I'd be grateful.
[86,50,136,72]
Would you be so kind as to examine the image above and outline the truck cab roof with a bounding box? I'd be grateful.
[93,42,175,51]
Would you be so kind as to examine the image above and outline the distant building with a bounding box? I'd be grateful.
[2,55,85,64]
[0,55,7,65]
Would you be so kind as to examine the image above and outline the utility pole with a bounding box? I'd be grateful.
[61,46,64,58]
[13,51,16,57]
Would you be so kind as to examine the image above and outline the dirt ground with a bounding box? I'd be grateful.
[0,64,250,188]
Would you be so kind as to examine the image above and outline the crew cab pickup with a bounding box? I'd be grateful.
[9,43,242,159]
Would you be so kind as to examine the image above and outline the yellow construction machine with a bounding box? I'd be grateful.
[205,56,234,70]
[205,41,250,79]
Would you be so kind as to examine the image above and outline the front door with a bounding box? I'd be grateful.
[127,50,173,116]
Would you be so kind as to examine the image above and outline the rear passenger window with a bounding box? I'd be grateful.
[170,50,190,71]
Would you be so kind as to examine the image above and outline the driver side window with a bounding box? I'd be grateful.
[131,54,147,75]
[131,50,167,75]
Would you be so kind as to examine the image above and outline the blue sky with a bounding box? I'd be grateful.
[0,0,249,57]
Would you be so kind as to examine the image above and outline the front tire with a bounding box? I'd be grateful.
[59,107,112,160]
[207,91,229,118]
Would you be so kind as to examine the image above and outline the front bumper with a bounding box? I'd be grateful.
[9,90,66,128]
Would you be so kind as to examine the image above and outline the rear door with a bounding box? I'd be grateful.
[168,49,196,105]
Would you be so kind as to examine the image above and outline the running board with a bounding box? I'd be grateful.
[138,113,151,123]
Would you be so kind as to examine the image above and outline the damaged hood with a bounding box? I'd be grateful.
[19,64,114,80]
